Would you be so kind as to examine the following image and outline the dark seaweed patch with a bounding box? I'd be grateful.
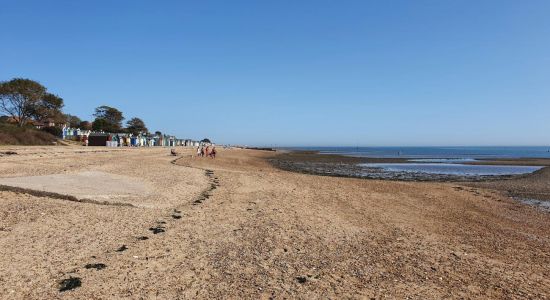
[116,245,128,252]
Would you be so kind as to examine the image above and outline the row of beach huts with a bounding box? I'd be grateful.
[62,126,205,147]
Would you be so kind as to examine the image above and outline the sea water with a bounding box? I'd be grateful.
[296,146,550,159]
[360,163,542,176]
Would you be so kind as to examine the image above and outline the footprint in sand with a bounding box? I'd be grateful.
[85,263,107,270]
[149,226,165,234]
[59,277,81,292]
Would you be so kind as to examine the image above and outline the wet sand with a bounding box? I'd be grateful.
[467,167,550,201]
[0,146,549,299]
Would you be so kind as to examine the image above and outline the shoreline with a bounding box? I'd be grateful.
[271,149,550,165]
[268,150,550,202]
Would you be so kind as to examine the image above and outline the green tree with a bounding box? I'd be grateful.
[126,117,148,135]
[64,114,82,128]
[0,79,66,127]
[0,78,46,127]
[32,93,65,123]
[91,118,109,132]
[79,120,92,130]
[92,105,124,132]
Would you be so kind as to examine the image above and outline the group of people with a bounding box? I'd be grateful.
[196,145,216,158]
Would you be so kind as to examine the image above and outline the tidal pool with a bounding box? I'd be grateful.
[360,163,542,176]
[407,158,477,163]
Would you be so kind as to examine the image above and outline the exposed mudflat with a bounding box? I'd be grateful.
[270,152,533,182]
[0,146,549,299]
[271,151,550,198]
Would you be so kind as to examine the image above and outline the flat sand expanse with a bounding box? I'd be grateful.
[0,171,154,206]
[0,146,549,299]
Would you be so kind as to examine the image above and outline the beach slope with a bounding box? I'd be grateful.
[0,147,548,299]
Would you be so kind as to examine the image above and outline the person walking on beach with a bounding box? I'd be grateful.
[196,146,201,157]
[210,146,216,159]
[205,146,210,157]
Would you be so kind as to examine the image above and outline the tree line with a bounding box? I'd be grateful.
[0,78,150,135]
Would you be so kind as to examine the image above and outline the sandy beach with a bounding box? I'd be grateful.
[0,146,549,299]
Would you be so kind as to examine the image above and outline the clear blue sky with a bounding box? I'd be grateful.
[1,1,549,146]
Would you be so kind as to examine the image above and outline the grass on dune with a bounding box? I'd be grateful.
[0,123,58,145]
